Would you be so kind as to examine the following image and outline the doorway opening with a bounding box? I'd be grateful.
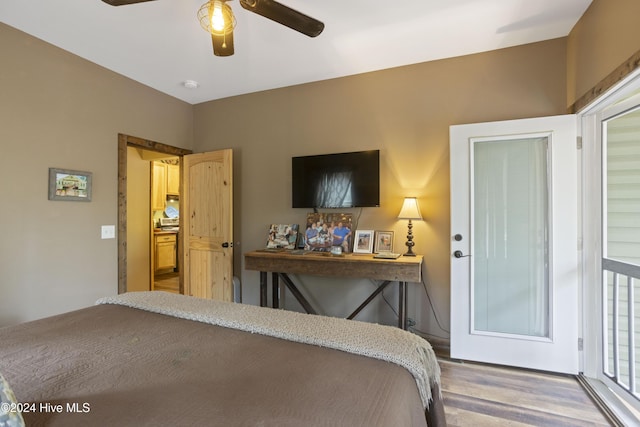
[117,134,192,294]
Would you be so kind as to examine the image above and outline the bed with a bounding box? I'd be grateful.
[0,292,445,426]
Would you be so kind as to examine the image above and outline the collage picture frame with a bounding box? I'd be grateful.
[266,224,299,249]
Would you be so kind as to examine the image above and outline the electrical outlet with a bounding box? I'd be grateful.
[101,225,116,239]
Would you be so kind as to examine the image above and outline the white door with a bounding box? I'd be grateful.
[450,115,579,374]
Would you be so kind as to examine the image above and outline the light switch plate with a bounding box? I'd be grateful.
[101,225,116,239]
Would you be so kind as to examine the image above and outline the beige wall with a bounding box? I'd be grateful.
[567,0,640,108]
[193,39,568,335]
[3,0,639,339]
[191,0,640,339]
[0,23,193,326]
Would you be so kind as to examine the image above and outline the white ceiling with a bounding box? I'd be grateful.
[0,0,592,105]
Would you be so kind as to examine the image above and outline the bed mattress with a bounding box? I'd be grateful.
[0,293,445,426]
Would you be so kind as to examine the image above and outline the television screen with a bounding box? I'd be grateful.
[292,150,380,208]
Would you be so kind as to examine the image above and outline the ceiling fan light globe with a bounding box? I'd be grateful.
[211,1,225,32]
[198,0,235,35]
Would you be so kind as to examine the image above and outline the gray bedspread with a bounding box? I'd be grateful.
[0,300,445,426]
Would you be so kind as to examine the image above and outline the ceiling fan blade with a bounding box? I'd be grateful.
[101,0,157,5]
[239,0,324,38]
[212,32,235,57]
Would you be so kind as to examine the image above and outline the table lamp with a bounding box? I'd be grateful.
[397,197,422,257]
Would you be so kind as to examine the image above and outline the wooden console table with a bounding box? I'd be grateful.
[244,250,423,329]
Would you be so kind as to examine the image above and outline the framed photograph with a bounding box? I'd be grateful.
[374,231,394,253]
[266,224,299,249]
[48,168,92,202]
[353,230,374,254]
[303,212,353,253]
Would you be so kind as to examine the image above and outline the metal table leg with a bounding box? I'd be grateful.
[259,271,267,307]
[278,273,317,315]
[347,281,391,320]
[272,272,279,309]
[399,281,407,330]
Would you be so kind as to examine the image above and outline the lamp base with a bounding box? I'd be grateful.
[403,219,417,257]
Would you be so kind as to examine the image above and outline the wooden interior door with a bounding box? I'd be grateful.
[182,149,234,301]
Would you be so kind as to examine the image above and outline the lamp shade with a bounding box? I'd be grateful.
[397,197,423,220]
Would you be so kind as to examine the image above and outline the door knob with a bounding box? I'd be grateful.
[453,250,470,258]
[222,242,231,248]
[453,234,463,241]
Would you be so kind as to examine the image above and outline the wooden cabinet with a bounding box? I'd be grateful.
[151,161,167,211]
[155,233,177,272]
[167,163,180,195]
[152,161,180,211]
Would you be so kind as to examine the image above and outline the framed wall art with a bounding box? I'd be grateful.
[48,168,92,202]
[353,230,374,254]
[374,231,394,253]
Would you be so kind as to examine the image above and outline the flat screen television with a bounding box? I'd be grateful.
[292,150,380,208]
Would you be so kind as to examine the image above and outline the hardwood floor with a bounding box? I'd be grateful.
[439,359,613,426]
[154,272,180,293]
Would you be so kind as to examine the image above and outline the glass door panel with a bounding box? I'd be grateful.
[605,108,640,266]
[473,137,550,338]
[602,106,640,400]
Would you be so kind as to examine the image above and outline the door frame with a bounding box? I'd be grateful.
[117,134,192,294]
[579,72,640,418]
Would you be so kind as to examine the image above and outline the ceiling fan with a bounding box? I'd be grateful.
[101,0,325,57]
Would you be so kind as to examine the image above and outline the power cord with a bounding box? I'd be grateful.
[370,273,450,339]
[419,276,450,335]
[351,208,364,231]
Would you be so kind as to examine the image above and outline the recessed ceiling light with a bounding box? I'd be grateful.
[183,80,199,89]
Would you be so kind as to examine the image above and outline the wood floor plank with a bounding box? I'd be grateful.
[439,359,612,426]
[440,364,601,422]
[154,272,180,293]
